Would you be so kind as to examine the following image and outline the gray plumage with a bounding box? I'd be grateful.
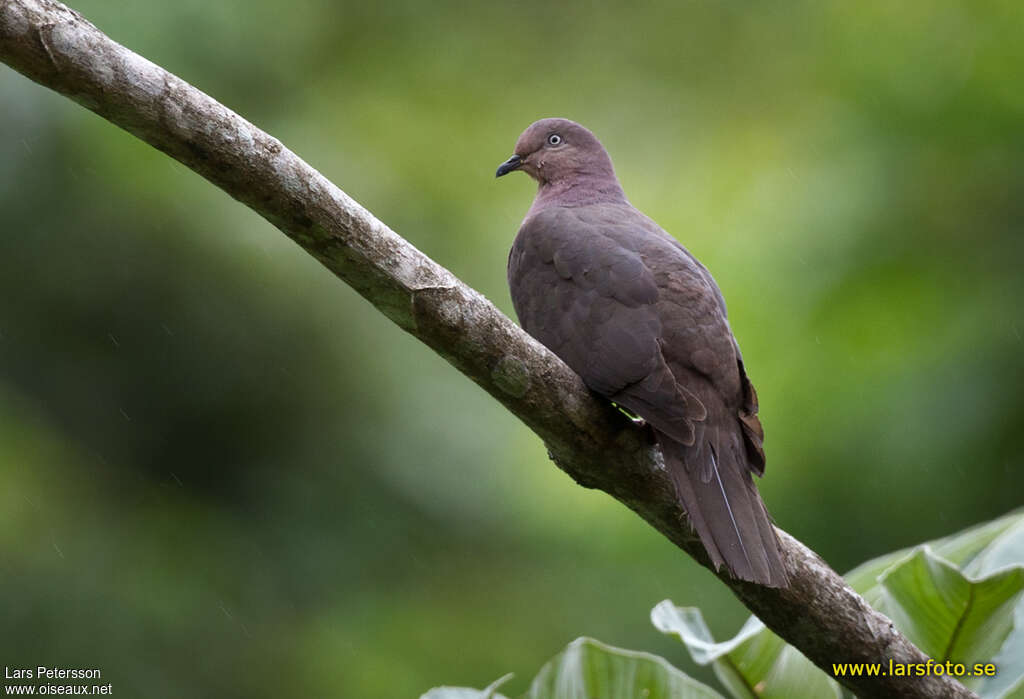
[498,118,787,587]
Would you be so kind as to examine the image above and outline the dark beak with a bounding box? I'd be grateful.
[495,154,522,178]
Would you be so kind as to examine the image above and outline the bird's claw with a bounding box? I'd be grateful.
[612,402,646,427]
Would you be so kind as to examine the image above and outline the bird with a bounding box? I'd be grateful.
[496,118,788,587]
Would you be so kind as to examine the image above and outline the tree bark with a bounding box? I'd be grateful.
[0,1,975,696]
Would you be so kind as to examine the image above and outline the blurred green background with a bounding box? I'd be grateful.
[1,1,1022,696]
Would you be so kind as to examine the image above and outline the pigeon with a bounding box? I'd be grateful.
[497,118,788,587]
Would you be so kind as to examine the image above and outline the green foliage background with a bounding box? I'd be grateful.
[1,1,1021,696]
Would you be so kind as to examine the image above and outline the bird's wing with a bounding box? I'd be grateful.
[636,220,766,474]
[507,206,706,445]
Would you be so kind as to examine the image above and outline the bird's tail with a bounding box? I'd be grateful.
[662,429,788,587]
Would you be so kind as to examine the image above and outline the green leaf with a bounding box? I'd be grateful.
[844,511,1024,598]
[956,515,1024,699]
[875,547,1024,664]
[420,672,513,699]
[651,602,840,699]
[524,637,726,699]
[420,689,511,699]
[421,641,722,699]
[655,509,1024,699]
[979,596,1024,699]
[1002,672,1024,699]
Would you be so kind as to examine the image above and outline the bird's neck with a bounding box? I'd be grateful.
[528,174,628,216]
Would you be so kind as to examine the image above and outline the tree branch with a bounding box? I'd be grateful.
[0,2,974,696]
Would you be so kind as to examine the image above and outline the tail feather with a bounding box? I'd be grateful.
[662,430,788,587]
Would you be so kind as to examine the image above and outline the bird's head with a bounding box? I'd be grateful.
[495,118,616,186]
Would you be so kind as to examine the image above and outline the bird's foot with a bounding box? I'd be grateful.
[611,402,646,427]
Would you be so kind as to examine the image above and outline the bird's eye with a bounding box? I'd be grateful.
[547,134,562,146]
